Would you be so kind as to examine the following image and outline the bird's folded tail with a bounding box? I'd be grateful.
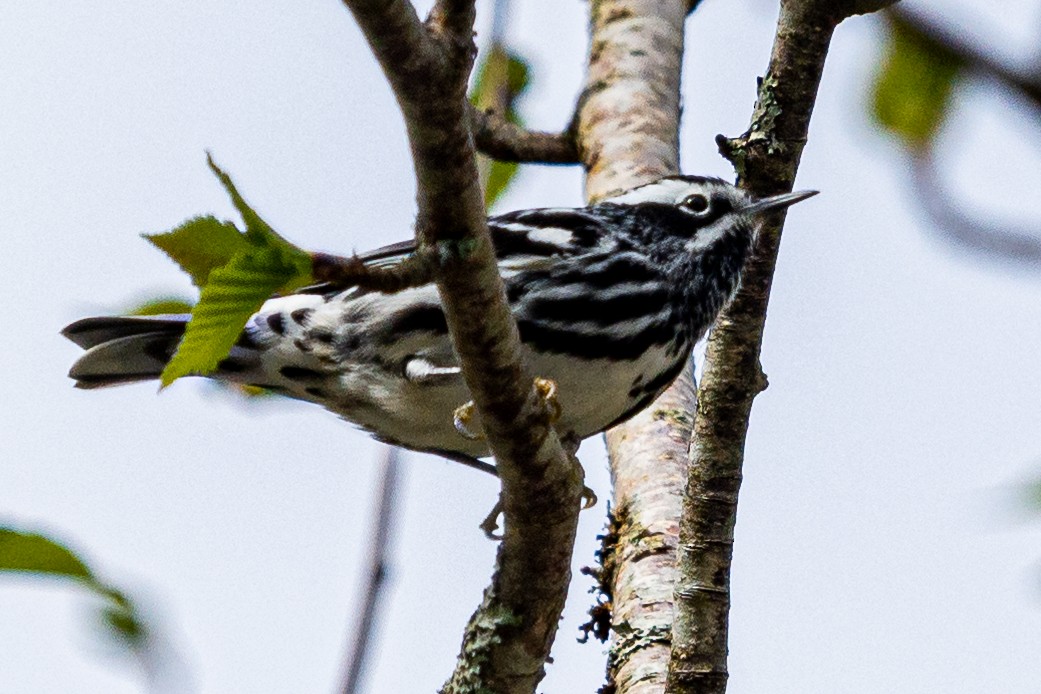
[62,315,190,389]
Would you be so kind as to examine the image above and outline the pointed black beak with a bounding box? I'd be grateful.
[742,189,818,217]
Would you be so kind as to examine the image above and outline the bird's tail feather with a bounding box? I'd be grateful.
[63,316,188,389]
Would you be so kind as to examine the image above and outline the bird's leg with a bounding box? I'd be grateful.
[452,377,558,441]
[456,377,595,539]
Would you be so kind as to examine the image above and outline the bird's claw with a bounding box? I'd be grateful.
[480,497,504,540]
[534,376,562,422]
[453,401,484,440]
[478,487,594,540]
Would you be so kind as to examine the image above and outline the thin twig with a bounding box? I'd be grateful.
[310,249,440,292]
[340,447,403,694]
[469,104,579,164]
[882,8,1041,269]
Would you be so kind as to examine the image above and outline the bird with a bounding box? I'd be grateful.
[63,176,815,463]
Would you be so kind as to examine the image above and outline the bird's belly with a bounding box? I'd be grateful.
[325,340,689,459]
[526,341,689,438]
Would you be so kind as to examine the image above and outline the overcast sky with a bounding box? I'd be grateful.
[2,0,1041,692]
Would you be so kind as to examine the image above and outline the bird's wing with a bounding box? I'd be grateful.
[488,208,610,264]
[298,207,613,294]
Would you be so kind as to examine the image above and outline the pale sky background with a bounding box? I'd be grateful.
[2,0,1041,692]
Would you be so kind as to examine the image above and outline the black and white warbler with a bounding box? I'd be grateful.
[63,177,815,461]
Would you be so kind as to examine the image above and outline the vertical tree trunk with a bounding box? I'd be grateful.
[575,2,691,691]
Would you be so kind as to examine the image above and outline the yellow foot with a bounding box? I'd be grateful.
[534,376,562,422]
[453,401,484,441]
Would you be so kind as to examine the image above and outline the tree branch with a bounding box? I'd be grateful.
[311,249,439,292]
[339,2,583,692]
[468,104,579,164]
[666,2,877,692]
[575,2,689,692]
[577,0,686,203]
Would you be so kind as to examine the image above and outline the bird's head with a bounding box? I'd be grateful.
[603,175,817,253]
[599,174,816,297]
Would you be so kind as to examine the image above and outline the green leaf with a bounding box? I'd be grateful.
[156,156,314,387]
[144,216,249,288]
[127,296,196,316]
[871,16,965,152]
[0,528,94,580]
[470,44,531,208]
[206,153,299,252]
[485,160,519,207]
[160,247,300,386]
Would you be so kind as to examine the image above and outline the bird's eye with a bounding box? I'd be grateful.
[682,194,710,214]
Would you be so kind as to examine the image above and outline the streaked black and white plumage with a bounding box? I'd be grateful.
[63,177,815,459]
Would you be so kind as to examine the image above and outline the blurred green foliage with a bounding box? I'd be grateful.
[0,528,149,650]
[871,15,965,152]
[470,43,531,208]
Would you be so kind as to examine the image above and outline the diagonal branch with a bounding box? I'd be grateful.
[339,2,583,693]
[665,2,890,692]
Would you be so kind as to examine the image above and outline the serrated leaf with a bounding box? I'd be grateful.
[871,16,965,152]
[470,43,531,208]
[156,156,314,386]
[144,216,249,288]
[206,153,300,252]
[0,528,94,580]
[470,44,530,112]
[160,247,296,386]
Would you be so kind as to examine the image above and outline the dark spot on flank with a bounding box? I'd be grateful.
[310,329,334,344]
[280,366,324,381]
[342,334,361,351]
[293,339,312,353]
[218,357,250,373]
[304,386,327,399]
[291,308,314,325]
[267,313,286,335]
[385,305,448,337]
